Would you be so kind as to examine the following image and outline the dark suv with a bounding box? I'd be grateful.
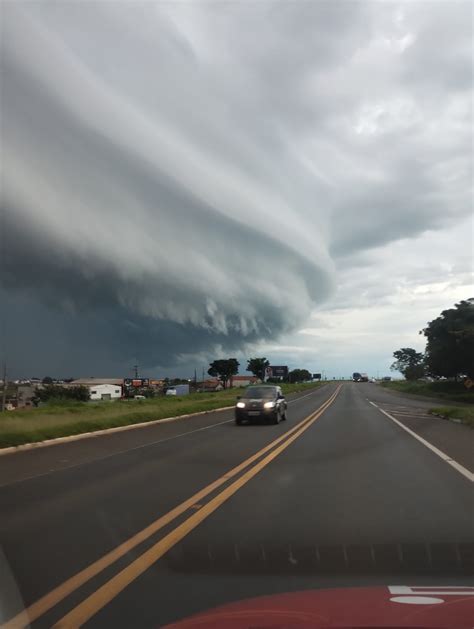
[235,385,287,425]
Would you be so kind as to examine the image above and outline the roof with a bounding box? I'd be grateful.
[70,378,123,386]
[89,383,122,389]
[201,379,223,389]
[232,376,258,381]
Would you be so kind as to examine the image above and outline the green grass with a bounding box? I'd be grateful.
[379,380,474,404]
[279,382,326,395]
[429,406,474,428]
[0,381,324,448]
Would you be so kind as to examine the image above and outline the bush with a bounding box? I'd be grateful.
[380,379,474,403]
[35,385,90,403]
[429,406,474,427]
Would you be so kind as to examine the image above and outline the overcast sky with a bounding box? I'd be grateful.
[1,1,472,379]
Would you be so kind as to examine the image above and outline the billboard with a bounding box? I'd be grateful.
[124,378,150,388]
[269,365,288,379]
[150,379,165,387]
[313,373,322,380]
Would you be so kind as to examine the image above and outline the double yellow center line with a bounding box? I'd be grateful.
[6,385,341,628]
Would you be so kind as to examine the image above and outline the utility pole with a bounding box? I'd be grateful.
[1,362,7,413]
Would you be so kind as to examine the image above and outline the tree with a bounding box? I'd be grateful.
[42,376,54,385]
[208,358,240,389]
[171,378,188,385]
[246,357,270,381]
[67,386,90,402]
[35,385,90,403]
[288,368,312,383]
[421,298,474,379]
[390,348,425,380]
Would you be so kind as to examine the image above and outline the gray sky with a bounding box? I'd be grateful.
[1,1,472,379]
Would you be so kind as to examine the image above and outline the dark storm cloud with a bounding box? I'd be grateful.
[1,2,472,375]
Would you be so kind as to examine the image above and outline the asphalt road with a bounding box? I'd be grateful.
[0,383,472,628]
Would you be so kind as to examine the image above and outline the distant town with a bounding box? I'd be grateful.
[0,364,391,411]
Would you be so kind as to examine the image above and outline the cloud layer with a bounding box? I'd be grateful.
[2,2,472,375]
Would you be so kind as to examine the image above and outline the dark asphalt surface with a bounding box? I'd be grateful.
[0,383,472,628]
[361,383,474,472]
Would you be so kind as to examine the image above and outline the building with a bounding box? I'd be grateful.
[88,384,122,401]
[70,378,123,400]
[200,379,224,392]
[17,385,37,408]
[229,376,260,388]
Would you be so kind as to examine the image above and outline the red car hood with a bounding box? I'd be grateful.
[164,585,474,628]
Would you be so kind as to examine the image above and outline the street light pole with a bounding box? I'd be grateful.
[1,362,7,413]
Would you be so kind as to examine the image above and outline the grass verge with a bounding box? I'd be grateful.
[0,382,324,449]
[380,380,474,404]
[429,406,474,428]
[280,382,326,395]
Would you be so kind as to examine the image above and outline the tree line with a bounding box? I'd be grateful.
[391,299,474,381]
[208,358,311,389]
[33,384,90,405]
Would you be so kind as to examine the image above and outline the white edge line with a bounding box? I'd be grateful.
[0,386,325,457]
[369,401,474,483]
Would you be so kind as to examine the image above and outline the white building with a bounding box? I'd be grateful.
[88,383,122,401]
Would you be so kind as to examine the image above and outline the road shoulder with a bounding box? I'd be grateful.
[369,399,474,475]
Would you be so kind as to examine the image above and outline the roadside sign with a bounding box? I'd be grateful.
[124,378,150,388]
[264,366,273,382]
[270,366,288,378]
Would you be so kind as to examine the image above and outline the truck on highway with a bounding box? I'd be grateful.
[353,372,369,382]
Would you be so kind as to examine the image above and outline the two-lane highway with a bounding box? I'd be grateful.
[0,383,472,628]
[0,384,337,627]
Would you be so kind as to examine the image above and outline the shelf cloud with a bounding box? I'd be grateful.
[2,2,471,375]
